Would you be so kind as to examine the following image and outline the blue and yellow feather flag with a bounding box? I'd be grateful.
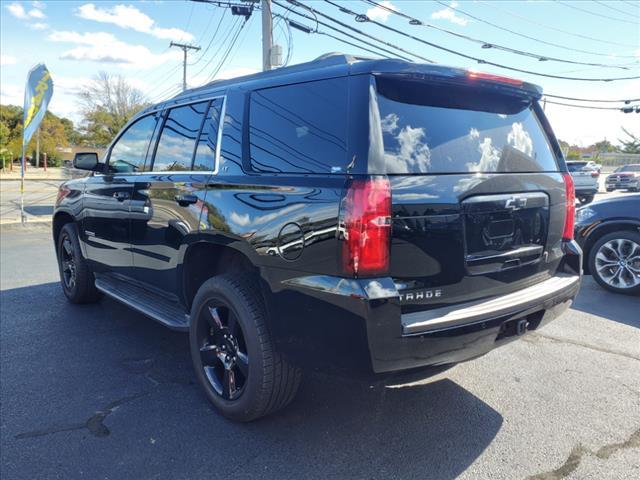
[22,63,54,149]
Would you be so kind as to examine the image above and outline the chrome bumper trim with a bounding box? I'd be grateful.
[402,274,580,335]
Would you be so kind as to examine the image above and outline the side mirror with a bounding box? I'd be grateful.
[73,152,99,171]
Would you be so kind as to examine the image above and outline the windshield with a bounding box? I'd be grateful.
[370,78,559,174]
[616,165,640,172]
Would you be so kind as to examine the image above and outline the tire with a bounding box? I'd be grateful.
[588,230,640,295]
[56,223,101,304]
[189,272,302,421]
[606,188,614,193]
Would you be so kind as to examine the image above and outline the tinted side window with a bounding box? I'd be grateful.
[249,78,348,174]
[109,115,158,173]
[193,98,223,171]
[153,102,208,172]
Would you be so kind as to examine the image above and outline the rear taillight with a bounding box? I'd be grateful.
[591,171,599,178]
[562,172,575,241]
[341,177,391,276]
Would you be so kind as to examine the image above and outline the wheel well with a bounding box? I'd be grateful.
[52,212,75,252]
[582,222,640,273]
[182,242,256,309]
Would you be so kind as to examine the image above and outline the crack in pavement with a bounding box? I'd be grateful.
[14,392,148,440]
[526,428,640,480]
[525,332,640,362]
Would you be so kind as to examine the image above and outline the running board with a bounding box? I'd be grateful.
[95,273,189,331]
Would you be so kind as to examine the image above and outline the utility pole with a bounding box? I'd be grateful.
[170,41,201,91]
[261,0,272,71]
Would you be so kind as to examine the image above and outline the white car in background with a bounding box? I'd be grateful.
[567,161,599,204]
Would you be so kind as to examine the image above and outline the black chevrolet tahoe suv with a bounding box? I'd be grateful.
[53,54,582,421]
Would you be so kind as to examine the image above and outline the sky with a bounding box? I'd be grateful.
[1,0,639,146]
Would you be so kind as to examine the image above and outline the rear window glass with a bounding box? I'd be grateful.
[249,78,348,174]
[371,78,558,174]
[568,162,588,172]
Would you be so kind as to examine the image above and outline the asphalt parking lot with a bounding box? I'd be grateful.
[0,223,638,480]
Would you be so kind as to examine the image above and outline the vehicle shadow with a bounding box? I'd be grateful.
[1,282,503,480]
[571,276,639,329]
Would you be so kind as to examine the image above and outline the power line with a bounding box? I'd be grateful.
[434,0,639,57]
[474,0,639,51]
[543,94,640,104]
[192,16,243,79]
[593,0,640,16]
[321,0,640,82]
[189,8,227,65]
[273,0,432,62]
[554,0,638,25]
[363,0,635,70]
[543,99,639,112]
[207,17,251,82]
[279,10,412,61]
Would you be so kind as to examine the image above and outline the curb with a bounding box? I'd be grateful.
[0,178,67,182]
[1,220,52,232]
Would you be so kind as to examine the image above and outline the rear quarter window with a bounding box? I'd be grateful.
[249,78,349,174]
[370,78,559,174]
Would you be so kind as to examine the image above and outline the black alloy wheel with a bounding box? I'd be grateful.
[56,223,100,304]
[189,273,301,421]
[60,234,77,292]
[196,303,249,400]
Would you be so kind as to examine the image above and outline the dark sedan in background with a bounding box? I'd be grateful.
[575,194,640,295]
[605,164,640,192]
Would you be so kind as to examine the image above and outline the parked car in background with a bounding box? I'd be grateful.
[585,161,601,173]
[575,194,640,295]
[605,164,640,192]
[567,161,599,204]
[52,54,582,421]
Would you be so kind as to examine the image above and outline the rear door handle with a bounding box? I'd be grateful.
[113,191,130,201]
[175,194,198,207]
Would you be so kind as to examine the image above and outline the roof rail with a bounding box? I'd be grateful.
[176,52,369,99]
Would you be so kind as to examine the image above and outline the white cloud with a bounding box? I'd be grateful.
[29,22,48,30]
[1,54,17,66]
[27,7,44,18]
[0,84,23,106]
[76,3,194,42]
[48,30,181,69]
[381,113,399,133]
[6,3,28,19]
[5,2,46,20]
[507,122,533,157]
[384,125,432,173]
[431,1,468,26]
[366,0,398,22]
[32,1,46,9]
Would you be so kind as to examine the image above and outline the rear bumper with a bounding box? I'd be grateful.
[264,241,582,376]
[575,186,598,196]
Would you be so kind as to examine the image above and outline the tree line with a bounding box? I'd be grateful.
[559,129,640,163]
[0,72,147,167]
